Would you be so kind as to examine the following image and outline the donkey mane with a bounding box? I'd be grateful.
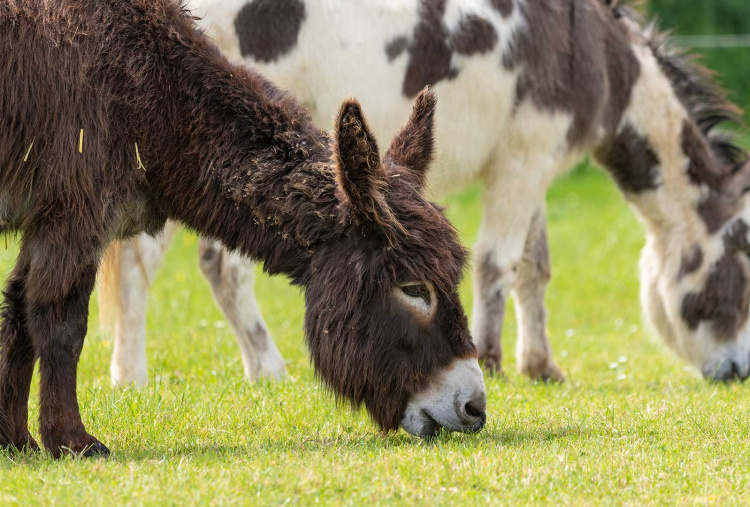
[647,30,747,169]
[606,0,747,171]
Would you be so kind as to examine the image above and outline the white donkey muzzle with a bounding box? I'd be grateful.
[401,358,487,438]
[701,327,750,382]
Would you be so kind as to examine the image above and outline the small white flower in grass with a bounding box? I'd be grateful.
[609,362,619,370]
[565,329,576,337]
[199,319,208,328]
[618,356,628,363]
[439,487,459,493]
[617,373,626,381]
[213,321,226,329]
[561,350,569,358]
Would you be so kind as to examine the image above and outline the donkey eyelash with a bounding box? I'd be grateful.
[400,284,431,305]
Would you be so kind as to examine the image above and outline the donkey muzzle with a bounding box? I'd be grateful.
[400,358,487,438]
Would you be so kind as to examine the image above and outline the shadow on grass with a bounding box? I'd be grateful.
[1,416,588,466]
[14,428,585,466]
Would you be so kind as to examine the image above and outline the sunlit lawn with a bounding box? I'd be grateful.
[1,164,749,505]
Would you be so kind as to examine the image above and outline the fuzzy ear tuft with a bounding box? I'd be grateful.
[334,98,402,240]
[384,87,438,190]
[335,99,384,204]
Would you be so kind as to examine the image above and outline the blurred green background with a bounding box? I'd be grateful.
[649,0,750,122]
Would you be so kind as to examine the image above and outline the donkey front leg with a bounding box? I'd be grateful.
[25,238,107,457]
[198,239,286,380]
[472,176,541,374]
[472,164,560,380]
[513,208,564,382]
[0,254,39,452]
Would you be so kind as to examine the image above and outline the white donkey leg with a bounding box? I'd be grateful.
[472,178,542,375]
[109,222,179,387]
[512,208,564,381]
[198,239,286,381]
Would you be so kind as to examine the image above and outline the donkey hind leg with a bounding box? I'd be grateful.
[109,224,179,387]
[512,209,564,382]
[198,239,286,380]
[0,255,39,452]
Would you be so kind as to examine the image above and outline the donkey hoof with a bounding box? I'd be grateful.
[526,362,566,383]
[18,433,40,453]
[47,432,111,459]
[82,441,111,458]
[479,351,502,375]
[5,432,40,454]
[540,364,566,383]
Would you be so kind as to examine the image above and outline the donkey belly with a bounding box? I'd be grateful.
[0,189,28,233]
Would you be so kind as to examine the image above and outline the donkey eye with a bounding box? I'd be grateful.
[400,284,431,305]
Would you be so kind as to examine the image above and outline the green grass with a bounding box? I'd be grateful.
[2,165,750,505]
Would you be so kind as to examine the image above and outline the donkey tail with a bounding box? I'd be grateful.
[98,242,123,337]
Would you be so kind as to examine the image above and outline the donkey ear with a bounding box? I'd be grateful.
[384,88,437,190]
[334,98,397,232]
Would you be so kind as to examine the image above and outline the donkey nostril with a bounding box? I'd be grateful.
[463,398,485,421]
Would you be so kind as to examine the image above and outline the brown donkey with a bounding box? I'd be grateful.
[0,0,485,457]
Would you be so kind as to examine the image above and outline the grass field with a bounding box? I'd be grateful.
[2,164,750,505]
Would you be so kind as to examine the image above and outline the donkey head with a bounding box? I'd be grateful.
[639,130,750,382]
[305,90,486,436]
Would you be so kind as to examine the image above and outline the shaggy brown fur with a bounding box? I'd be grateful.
[0,0,472,456]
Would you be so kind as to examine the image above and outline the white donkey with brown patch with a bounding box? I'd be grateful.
[101,0,750,385]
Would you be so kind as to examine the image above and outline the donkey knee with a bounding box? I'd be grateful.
[518,213,552,287]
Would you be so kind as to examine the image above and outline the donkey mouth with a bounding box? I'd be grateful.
[419,410,443,438]
[417,409,486,438]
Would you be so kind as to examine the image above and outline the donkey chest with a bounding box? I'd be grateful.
[108,196,166,242]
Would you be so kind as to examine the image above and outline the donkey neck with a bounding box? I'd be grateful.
[594,39,744,252]
[598,119,727,258]
[123,9,340,282]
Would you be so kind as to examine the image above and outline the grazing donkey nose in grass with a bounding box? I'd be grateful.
[401,358,487,438]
